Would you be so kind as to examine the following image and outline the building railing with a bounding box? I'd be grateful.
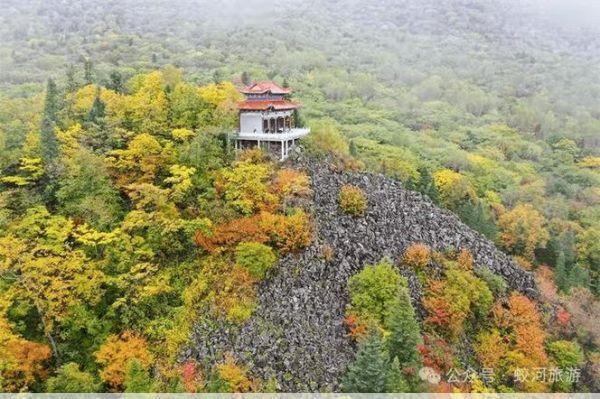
[237,128,310,141]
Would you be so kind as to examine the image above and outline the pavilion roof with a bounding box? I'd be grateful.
[238,99,300,111]
[240,81,292,95]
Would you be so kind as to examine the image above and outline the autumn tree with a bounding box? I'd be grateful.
[0,206,104,360]
[94,331,153,390]
[423,257,493,341]
[216,159,277,215]
[433,169,475,210]
[498,203,549,259]
[0,310,52,392]
[339,184,367,216]
[127,71,169,134]
[475,293,549,392]
[107,133,174,187]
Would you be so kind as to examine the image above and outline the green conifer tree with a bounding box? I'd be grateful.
[342,333,389,393]
[46,363,100,393]
[40,78,60,165]
[124,359,154,393]
[87,89,106,125]
[385,292,422,369]
[416,166,440,205]
[386,357,411,392]
[555,250,569,292]
[83,58,94,84]
[241,71,251,86]
[107,71,124,93]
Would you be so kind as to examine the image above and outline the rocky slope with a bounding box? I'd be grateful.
[185,154,536,391]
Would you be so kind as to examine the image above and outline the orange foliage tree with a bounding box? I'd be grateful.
[475,293,549,392]
[195,210,311,254]
[94,331,153,390]
[0,316,52,392]
[402,243,431,271]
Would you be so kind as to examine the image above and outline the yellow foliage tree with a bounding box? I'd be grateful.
[0,207,104,358]
[433,169,475,209]
[498,204,549,259]
[198,82,242,129]
[216,160,277,215]
[216,354,256,392]
[127,71,169,134]
[107,133,174,187]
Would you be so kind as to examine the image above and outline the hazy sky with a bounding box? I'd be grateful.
[536,0,600,29]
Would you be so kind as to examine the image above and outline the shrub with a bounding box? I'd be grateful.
[272,168,311,198]
[46,363,100,393]
[216,354,256,392]
[403,243,431,270]
[321,244,334,261]
[475,268,508,297]
[339,184,367,216]
[348,259,402,324]
[195,210,311,254]
[456,248,473,270]
[259,209,312,253]
[235,242,277,279]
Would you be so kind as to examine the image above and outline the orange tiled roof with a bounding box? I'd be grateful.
[238,100,300,111]
[240,81,292,95]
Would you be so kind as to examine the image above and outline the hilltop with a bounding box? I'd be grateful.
[186,152,536,391]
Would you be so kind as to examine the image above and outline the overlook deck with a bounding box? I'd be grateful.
[235,81,310,160]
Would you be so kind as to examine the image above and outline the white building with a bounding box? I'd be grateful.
[235,81,310,160]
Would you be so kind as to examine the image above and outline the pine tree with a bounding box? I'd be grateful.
[87,88,106,125]
[385,290,422,368]
[416,166,440,205]
[83,58,94,84]
[107,71,125,93]
[65,64,79,92]
[124,359,154,393]
[40,78,60,165]
[386,357,410,392]
[555,250,569,292]
[241,71,251,86]
[458,199,498,240]
[349,140,358,157]
[342,333,389,393]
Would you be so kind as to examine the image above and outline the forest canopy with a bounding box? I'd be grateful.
[0,0,598,393]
